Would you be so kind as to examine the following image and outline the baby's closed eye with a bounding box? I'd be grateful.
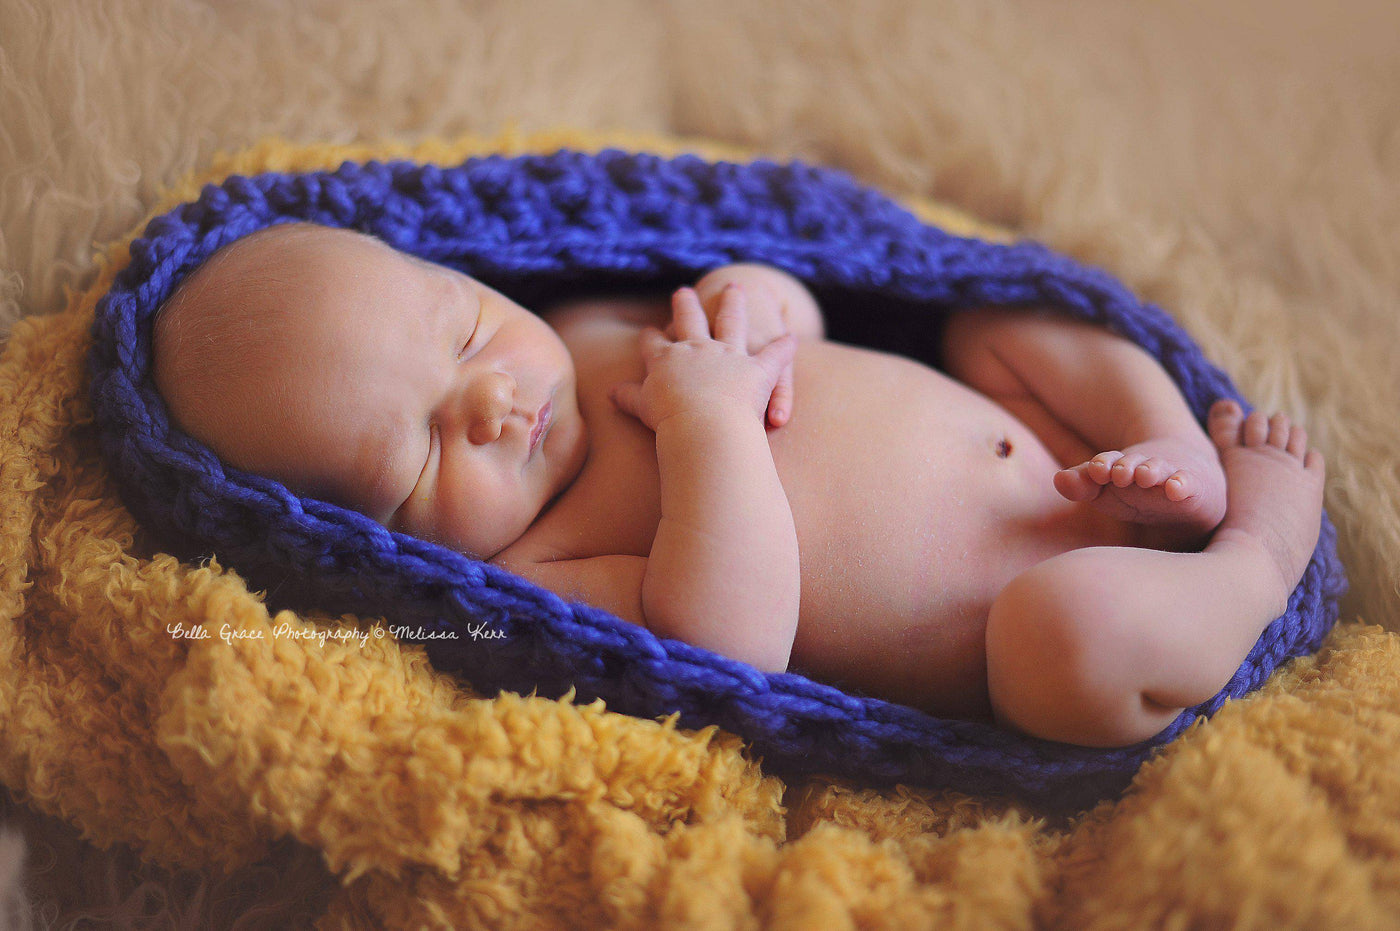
[457,309,482,360]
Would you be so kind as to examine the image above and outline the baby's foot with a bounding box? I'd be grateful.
[1205,399,1326,608]
[1054,434,1227,544]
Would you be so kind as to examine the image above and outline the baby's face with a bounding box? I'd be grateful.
[156,224,588,558]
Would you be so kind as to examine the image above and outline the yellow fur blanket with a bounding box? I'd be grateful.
[2,126,1398,928]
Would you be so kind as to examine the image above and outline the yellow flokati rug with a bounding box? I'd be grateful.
[2,127,1398,928]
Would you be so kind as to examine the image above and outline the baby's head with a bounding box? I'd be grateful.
[153,222,588,558]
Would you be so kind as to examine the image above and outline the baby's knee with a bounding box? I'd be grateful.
[985,557,1177,747]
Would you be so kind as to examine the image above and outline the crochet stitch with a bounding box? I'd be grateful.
[89,148,1346,811]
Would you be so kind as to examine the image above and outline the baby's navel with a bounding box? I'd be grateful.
[996,437,1013,458]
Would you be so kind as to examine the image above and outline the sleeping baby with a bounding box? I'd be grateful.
[152,221,1326,748]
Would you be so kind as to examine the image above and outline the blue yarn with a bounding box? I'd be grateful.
[89,149,1347,811]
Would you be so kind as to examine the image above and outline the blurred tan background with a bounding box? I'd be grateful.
[2,0,1395,926]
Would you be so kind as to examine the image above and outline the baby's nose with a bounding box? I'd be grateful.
[466,371,515,445]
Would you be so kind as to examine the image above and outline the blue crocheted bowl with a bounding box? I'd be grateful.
[89,149,1346,811]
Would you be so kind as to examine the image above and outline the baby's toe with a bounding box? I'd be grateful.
[1054,464,1104,502]
[1208,399,1244,448]
[1286,425,1309,458]
[1133,458,1169,488]
[1243,410,1271,447]
[1111,452,1149,487]
[1163,470,1193,502]
[1267,413,1291,449]
[1087,451,1124,484]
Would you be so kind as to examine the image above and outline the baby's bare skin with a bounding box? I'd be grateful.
[530,299,1139,718]
[154,224,1326,747]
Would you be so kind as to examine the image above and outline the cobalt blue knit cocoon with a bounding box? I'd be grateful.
[88,149,1347,812]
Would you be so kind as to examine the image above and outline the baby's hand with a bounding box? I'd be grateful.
[689,268,798,428]
[610,286,797,433]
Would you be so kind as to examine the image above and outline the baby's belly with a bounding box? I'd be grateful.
[771,342,1131,719]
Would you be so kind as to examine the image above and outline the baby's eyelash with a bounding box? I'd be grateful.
[394,423,437,519]
[416,423,439,482]
[417,420,434,473]
[456,309,482,361]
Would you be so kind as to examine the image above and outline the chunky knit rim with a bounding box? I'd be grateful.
[88,149,1346,811]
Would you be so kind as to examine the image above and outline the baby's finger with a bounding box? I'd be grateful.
[670,287,710,342]
[638,325,671,359]
[608,382,645,422]
[712,284,749,349]
[767,366,795,428]
[754,332,798,383]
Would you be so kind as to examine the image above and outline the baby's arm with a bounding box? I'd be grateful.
[608,286,801,671]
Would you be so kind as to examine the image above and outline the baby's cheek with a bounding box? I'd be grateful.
[386,501,435,545]
[431,489,512,559]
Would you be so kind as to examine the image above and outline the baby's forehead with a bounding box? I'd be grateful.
[160,226,350,348]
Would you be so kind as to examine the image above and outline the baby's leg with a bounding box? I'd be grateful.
[942,307,1227,547]
[985,401,1325,747]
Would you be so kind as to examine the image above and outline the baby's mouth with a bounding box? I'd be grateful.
[528,398,553,455]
